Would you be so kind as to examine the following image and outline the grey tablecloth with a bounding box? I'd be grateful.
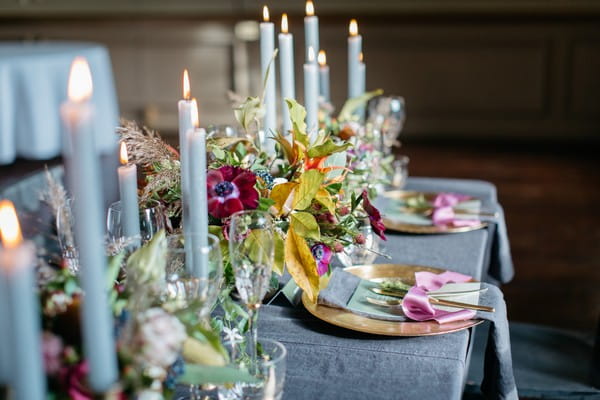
[317,268,517,399]
[260,177,516,400]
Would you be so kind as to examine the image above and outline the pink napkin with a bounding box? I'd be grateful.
[431,193,480,228]
[401,271,477,324]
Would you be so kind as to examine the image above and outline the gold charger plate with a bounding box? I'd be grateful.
[381,190,488,234]
[302,263,483,337]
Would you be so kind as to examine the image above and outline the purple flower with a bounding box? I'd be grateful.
[311,243,332,276]
[207,166,259,219]
[361,190,387,240]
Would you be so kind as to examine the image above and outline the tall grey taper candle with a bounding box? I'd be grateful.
[61,57,117,392]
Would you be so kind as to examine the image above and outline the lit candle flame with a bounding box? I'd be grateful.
[308,46,315,62]
[281,13,288,33]
[191,98,199,128]
[349,19,358,36]
[318,50,327,66]
[306,0,314,16]
[359,52,364,62]
[263,5,270,22]
[119,142,129,165]
[67,57,93,103]
[0,200,23,249]
[183,69,191,100]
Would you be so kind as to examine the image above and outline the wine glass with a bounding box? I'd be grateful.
[56,198,79,273]
[391,155,410,190]
[367,95,406,154]
[106,201,124,242]
[228,210,274,372]
[164,233,224,320]
[140,200,166,243]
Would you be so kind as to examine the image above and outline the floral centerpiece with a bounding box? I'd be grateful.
[118,93,388,302]
[38,174,253,399]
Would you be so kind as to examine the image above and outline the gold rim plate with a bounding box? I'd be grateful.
[382,190,488,234]
[302,264,483,337]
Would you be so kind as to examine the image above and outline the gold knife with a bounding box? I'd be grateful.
[370,288,495,313]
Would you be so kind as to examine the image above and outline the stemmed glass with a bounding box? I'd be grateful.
[107,200,166,252]
[367,95,406,154]
[228,210,274,372]
[56,198,78,273]
[164,233,224,320]
[139,200,166,242]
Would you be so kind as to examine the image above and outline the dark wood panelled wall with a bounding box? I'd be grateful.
[1,1,600,141]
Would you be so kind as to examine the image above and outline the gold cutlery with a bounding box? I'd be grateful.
[369,288,495,312]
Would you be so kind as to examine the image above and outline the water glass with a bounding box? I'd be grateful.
[229,210,274,373]
[164,233,223,320]
[336,218,379,267]
[218,338,287,400]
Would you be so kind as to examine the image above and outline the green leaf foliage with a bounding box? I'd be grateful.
[338,89,384,122]
[285,99,310,147]
[307,139,352,159]
[273,231,285,275]
[324,151,348,180]
[234,96,264,134]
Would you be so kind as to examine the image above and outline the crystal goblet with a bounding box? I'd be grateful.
[228,210,274,373]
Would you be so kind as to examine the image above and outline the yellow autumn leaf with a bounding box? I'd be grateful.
[293,169,324,211]
[284,228,320,302]
[290,212,320,241]
[270,182,297,216]
[315,188,336,215]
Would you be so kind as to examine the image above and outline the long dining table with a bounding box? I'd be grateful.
[257,177,515,400]
[0,169,516,400]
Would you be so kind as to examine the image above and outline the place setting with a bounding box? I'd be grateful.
[376,190,498,234]
[303,263,493,336]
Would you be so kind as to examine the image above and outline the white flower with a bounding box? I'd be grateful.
[223,326,243,345]
[135,308,187,369]
[137,389,164,400]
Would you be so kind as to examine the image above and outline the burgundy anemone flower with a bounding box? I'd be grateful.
[311,243,332,276]
[361,190,387,240]
[207,166,259,219]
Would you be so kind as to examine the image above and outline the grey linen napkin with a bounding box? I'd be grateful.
[318,268,518,400]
